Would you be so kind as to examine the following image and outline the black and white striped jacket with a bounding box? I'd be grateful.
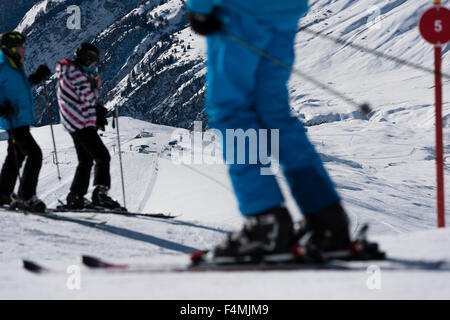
[56,59,97,133]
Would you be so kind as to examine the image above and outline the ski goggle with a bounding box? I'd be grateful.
[86,50,100,63]
[79,50,100,66]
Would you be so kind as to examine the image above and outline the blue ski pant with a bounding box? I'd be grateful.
[205,11,340,216]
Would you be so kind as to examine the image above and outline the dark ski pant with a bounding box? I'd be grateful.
[0,126,42,200]
[70,127,111,196]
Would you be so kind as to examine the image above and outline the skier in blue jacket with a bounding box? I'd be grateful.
[187,0,350,258]
[0,31,50,212]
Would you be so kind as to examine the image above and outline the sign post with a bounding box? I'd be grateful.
[419,1,450,228]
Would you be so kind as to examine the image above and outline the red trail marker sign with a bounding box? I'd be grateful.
[419,2,449,228]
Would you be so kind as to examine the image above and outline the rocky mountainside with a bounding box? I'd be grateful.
[16,0,206,129]
[8,0,450,130]
[0,0,39,33]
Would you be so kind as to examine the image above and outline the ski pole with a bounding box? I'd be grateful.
[223,32,372,116]
[43,83,61,181]
[114,106,127,208]
[93,67,126,207]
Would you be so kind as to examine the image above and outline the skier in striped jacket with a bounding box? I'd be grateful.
[56,42,124,211]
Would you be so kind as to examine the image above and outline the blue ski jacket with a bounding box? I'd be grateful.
[187,0,309,30]
[0,50,35,130]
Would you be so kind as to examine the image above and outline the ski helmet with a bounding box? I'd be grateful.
[75,42,100,66]
[1,31,26,61]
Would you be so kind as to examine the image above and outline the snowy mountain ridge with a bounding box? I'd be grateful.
[15,0,207,129]
[5,0,448,130]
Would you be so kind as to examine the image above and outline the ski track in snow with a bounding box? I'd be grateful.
[137,153,159,212]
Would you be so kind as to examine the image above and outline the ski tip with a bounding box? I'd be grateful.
[82,255,105,268]
[82,255,127,269]
[23,260,48,274]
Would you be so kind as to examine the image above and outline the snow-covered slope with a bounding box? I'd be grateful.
[290,0,450,130]
[0,115,449,299]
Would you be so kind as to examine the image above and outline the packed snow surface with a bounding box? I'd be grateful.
[0,115,449,299]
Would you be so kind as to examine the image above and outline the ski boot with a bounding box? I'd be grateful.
[10,194,46,213]
[92,185,126,211]
[65,192,94,210]
[300,201,351,252]
[210,206,295,263]
[0,193,12,207]
[292,202,385,261]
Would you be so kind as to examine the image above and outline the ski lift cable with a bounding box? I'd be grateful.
[298,26,450,80]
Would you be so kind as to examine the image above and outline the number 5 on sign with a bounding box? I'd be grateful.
[434,20,442,33]
[419,6,450,44]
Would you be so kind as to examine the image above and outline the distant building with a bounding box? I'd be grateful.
[135,144,156,154]
[134,130,154,139]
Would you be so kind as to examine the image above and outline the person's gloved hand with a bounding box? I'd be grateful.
[29,64,51,84]
[0,100,15,120]
[95,104,108,131]
[188,11,222,36]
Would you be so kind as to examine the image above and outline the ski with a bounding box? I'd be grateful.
[185,243,450,272]
[81,254,355,273]
[82,250,450,273]
[52,205,177,219]
[19,222,450,275]
[78,224,450,273]
[0,206,107,227]
[22,253,450,276]
[23,260,54,275]
[23,258,333,275]
[2,202,176,219]
[21,256,352,276]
